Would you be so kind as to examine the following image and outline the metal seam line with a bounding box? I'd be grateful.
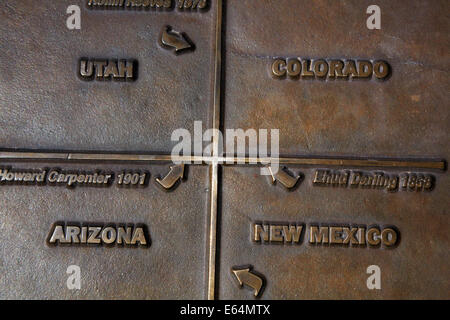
[0,151,445,170]
[207,0,222,300]
[0,0,444,300]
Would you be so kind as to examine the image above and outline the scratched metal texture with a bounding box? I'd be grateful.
[0,0,215,299]
[0,162,209,299]
[218,165,449,299]
[0,0,214,153]
[0,0,449,300]
[218,0,449,299]
[222,0,449,158]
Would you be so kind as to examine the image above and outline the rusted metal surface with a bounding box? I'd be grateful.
[218,165,449,299]
[222,0,448,158]
[0,0,215,299]
[218,0,449,299]
[0,0,448,300]
[0,0,214,153]
[0,162,209,299]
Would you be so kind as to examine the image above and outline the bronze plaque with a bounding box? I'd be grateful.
[0,0,448,300]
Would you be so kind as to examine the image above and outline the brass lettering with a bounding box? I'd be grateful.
[88,227,102,244]
[66,226,80,243]
[342,227,359,245]
[48,224,149,247]
[373,61,390,79]
[329,60,345,78]
[330,227,343,244]
[117,227,132,245]
[49,226,69,244]
[358,60,373,78]
[309,226,329,244]
[301,59,314,77]
[254,224,269,242]
[313,59,328,78]
[272,59,286,77]
[342,60,358,78]
[101,227,117,244]
[271,58,390,81]
[367,228,381,246]
[270,225,283,242]
[381,228,398,246]
[287,59,301,77]
[79,59,136,81]
[131,227,147,245]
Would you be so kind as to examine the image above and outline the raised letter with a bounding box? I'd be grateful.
[309,226,329,244]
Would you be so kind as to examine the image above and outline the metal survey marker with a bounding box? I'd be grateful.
[0,0,448,300]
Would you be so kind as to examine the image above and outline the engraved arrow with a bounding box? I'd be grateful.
[156,164,185,190]
[268,166,300,189]
[232,266,264,297]
[161,26,193,53]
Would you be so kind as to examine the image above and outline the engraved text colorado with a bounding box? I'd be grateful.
[272,58,390,80]
[253,223,398,247]
[313,170,435,192]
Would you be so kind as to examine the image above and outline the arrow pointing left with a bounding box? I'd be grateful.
[232,265,264,297]
[156,164,185,190]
